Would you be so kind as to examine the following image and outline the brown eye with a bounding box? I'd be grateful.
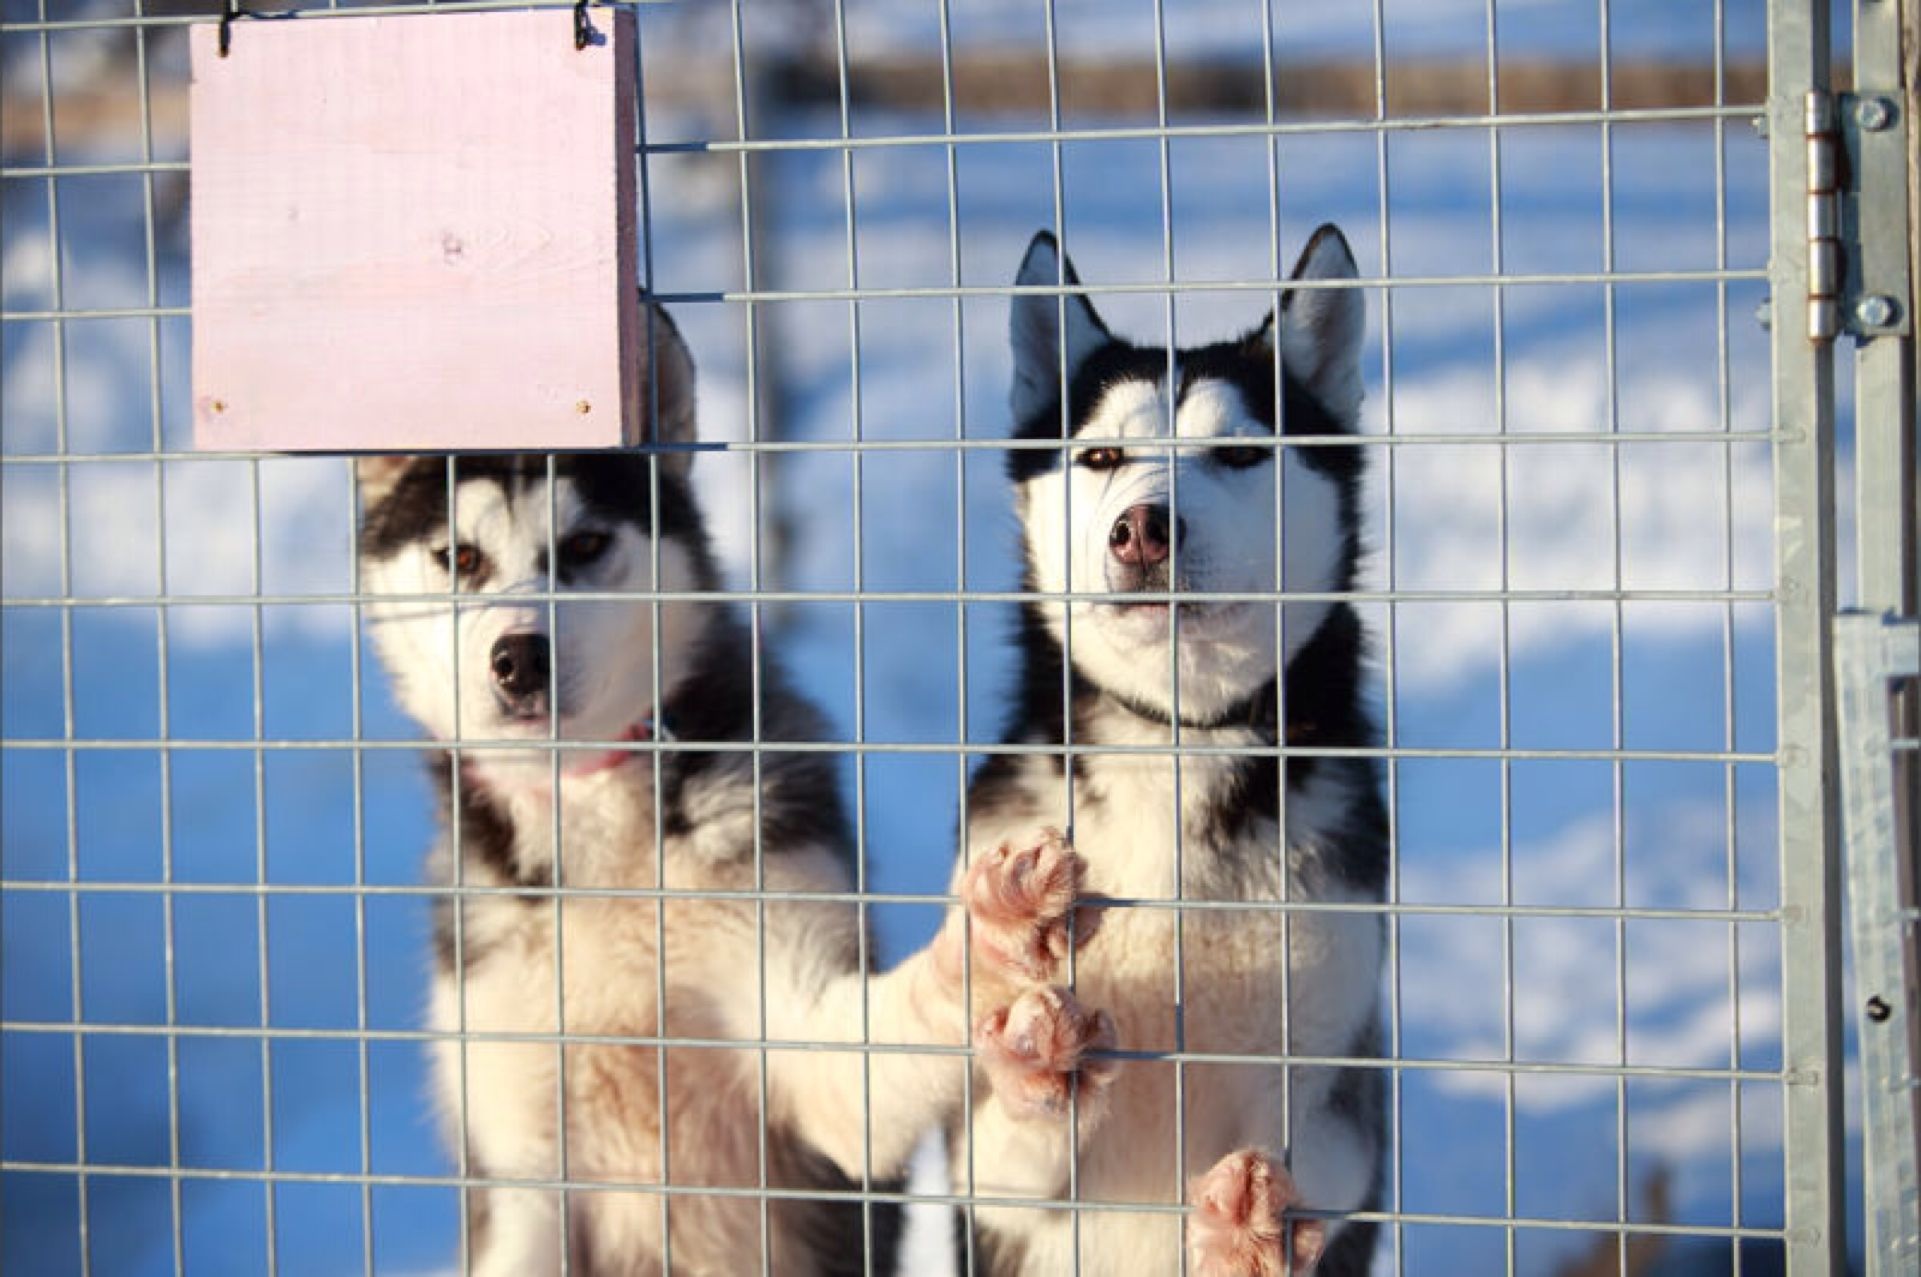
[1079,446,1126,471]
[1214,444,1267,469]
[434,543,482,576]
[560,530,611,569]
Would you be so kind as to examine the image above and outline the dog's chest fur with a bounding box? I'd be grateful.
[966,710,1380,1211]
[437,765,854,1272]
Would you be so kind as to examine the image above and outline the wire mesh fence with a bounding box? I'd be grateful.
[0,0,1900,1274]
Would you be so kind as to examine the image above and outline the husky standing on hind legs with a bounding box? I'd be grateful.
[357,302,1099,1277]
[950,227,1388,1276]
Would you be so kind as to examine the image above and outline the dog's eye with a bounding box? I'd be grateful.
[559,530,612,568]
[1213,444,1268,469]
[433,543,483,576]
[1078,447,1126,471]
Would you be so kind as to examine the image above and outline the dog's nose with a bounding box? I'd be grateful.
[489,633,550,703]
[1108,503,1181,567]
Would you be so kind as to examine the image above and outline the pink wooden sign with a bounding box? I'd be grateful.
[190,8,640,451]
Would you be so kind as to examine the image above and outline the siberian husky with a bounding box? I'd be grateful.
[356,303,1090,1276]
[950,227,1388,1276]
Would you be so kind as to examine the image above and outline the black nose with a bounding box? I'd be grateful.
[1108,503,1181,567]
[489,633,550,703]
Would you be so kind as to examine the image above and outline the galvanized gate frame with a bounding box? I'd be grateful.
[1829,0,1921,1274]
[1766,0,1849,1270]
[1774,0,1920,1271]
[1836,615,1921,1273]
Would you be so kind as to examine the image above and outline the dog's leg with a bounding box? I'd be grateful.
[1187,1148,1324,1277]
[956,985,1116,1201]
[756,832,1101,1182]
[470,1187,566,1277]
[1279,1066,1379,1267]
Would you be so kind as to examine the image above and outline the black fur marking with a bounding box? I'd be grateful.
[954,1207,1027,1276]
[359,453,710,575]
[969,598,1386,897]
[653,612,856,871]
[768,1140,904,1277]
[429,752,547,975]
[1007,325,1364,491]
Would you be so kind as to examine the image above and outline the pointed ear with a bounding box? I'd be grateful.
[1273,223,1365,424]
[354,457,412,511]
[1010,230,1111,428]
[635,297,697,478]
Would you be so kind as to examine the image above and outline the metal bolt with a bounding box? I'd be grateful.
[1855,98,1893,131]
[575,400,592,415]
[1855,294,1897,328]
[210,399,227,415]
[1866,995,1893,1023]
[1754,297,1772,330]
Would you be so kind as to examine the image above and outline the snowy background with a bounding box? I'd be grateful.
[1,1,1865,1274]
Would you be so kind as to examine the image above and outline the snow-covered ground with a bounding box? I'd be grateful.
[2,3,1864,1274]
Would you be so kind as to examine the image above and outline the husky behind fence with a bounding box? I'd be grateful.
[948,225,1382,1277]
[353,304,1120,1277]
[4,0,1918,1275]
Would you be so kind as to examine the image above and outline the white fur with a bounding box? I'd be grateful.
[367,472,975,1274]
[965,227,1381,1272]
[953,724,1381,1272]
[1018,373,1346,724]
[434,777,971,1276]
[361,478,705,792]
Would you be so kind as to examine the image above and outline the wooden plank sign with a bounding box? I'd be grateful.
[190,8,640,451]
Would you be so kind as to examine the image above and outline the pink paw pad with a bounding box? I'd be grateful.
[973,987,1117,1122]
[1187,1149,1324,1277]
[959,828,1100,984]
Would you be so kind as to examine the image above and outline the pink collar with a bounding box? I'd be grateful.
[566,713,668,779]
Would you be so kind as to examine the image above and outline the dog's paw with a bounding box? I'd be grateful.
[973,986,1117,1122]
[1187,1149,1323,1277]
[959,828,1099,985]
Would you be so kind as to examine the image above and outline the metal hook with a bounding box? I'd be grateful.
[573,1,593,51]
[217,1,240,58]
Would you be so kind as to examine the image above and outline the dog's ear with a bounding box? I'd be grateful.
[1010,230,1111,429]
[354,457,412,512]
[635,298,697,478]
[1256,224,1365,424]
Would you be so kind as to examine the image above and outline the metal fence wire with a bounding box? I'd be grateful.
[1,1,1914,1275]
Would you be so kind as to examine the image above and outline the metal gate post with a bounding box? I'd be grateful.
[1835,616,1921,1274]
[1766,0,1849,1272]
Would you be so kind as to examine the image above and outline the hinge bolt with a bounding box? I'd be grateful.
[1855,98,1893,131]
[1856,295,1897,328]
[1755,297,1772,329]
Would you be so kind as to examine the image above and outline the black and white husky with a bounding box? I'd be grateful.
[356,305,1086,1276]
[950,227,1388,1276]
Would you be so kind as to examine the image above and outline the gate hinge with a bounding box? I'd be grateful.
[1804,88,1914,344]
[1805,91,1842,342]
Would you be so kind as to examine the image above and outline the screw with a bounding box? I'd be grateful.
[1855,98,1893,131]
[1755,297,1772,329]
[1867,995,1893,1023]
[1856,294,1897,328]
[210,398,227,415]
[575,400,592,415]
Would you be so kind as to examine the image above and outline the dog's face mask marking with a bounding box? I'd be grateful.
[1008,227,1365,725]
[356,307,706,786]
[360,467,698,769]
